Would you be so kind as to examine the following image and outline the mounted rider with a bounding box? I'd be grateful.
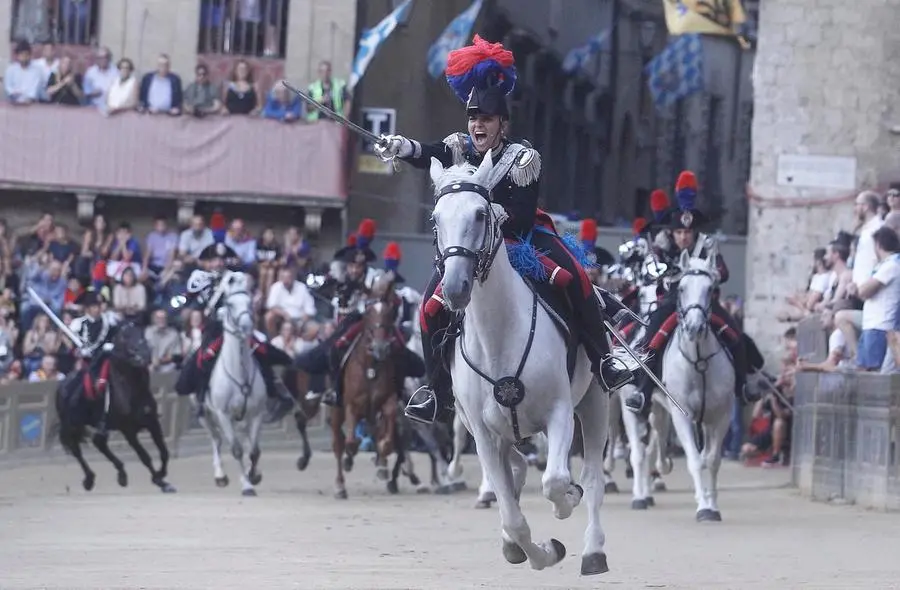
[623,171,763,418]
[67,289,119,434]
[375,35,635,425]
[294,234,420,406]
[174,241,295,423]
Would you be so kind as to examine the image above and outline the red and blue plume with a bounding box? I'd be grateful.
[632,217,648,237]
[675,171,697,211]
[650,189,669,222]
[346,233,357,247]
[580,218,598,251]
[445,35,517,103]
[383,242,401,272]
[356,218,376,248]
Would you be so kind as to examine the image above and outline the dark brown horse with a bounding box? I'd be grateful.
[331,271,405,499]
[55,321,175,493]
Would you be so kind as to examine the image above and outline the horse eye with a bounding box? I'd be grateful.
[475,209,487,221]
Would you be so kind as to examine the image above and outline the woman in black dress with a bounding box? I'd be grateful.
[223,58,260,115]
[46,55,83,105]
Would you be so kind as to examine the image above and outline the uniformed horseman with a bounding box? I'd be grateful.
[174,241,295,423]
[68,290,118,434]
[375,35,635,425]
[623,171,764,418]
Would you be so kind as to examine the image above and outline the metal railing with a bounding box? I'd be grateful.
[10,0,100,46]
[198,0,291,59]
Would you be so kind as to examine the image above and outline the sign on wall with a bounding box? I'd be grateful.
[776,154,857,191]
[358,107,397,176]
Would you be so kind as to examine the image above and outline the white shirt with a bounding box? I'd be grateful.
[861,254,900,331]
[266,280,316,321]
[827,329,852,368]
[4,61,44,102]
[178,228,214,258]
[809,271,831,295]
[83,63,118,107]
[106,76,137,109]
[147,75,173,111]
[852,216,884,287]
[33,57,59,85]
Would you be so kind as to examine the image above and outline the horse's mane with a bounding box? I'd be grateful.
[432,162,481,196]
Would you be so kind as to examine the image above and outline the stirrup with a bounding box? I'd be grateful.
[405,386,438,425]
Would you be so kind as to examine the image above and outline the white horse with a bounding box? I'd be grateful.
[661,249,735,521]
[199,271,267,497]
[430,154,637,574]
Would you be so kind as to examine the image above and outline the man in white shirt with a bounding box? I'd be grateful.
[33,43,59,86]
[851,191,884,287]
[851,226,900,371]
[4,41,44,104]
[83,47,118,108]
[265,267,317,336]
[178,215,215,265]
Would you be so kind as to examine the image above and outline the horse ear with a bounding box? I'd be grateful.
[706,239,719,271]
[679,248,691,270]
[429,157,445,186]
[475,149,494,183]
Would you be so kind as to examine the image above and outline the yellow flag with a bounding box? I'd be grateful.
[662,0,747,37]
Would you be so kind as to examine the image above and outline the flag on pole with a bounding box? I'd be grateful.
[426,0,484,79]
[562,28,611,74]
[348,0,414,90]
[661,0,747,38]
[645,33,705,110]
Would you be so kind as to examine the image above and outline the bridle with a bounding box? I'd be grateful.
[433,181,504,284]
[676,268,715,332]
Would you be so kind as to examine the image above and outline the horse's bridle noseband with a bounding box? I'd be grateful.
[434,181,504,284]
[676,269,716,329]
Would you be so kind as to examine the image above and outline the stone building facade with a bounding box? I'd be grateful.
[745,0,900,361]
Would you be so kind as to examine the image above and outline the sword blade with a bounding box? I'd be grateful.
[756,373,795,413]
[26,286,84,349]
[281,80,384,144]
[604,320,689,417]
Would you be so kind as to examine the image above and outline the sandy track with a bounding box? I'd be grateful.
[0,448,897,590]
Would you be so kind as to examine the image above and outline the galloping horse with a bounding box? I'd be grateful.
[660,248,735,521]
[200,270,267,497]
[56,321,176,493]
[430,154,638,574]
[331,270,407,499]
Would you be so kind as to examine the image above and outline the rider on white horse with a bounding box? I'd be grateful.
[174,241,295,423]
[624,171,764,418]
[376,35,635,425]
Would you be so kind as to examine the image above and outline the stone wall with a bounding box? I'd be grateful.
[746,0,900,365]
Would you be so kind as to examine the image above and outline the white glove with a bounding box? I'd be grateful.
[102,342,114,352]
[374,135,413,160]
[78,346,93,358]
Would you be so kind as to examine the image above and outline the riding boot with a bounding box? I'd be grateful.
[624,352,663,420]
[405,271,455,425]
[259,361,295,423]
[711,301,762,405]
[322,367,342,407]
[623,297,677,418]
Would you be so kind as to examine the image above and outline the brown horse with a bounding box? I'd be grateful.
[331,271,405,499]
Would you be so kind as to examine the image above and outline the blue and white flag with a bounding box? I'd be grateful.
[426,0,484,79]
[348,0,414,91]
[562,28,611,74]
[644,33,705,110]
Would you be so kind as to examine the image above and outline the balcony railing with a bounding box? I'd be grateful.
[0,104,348,205]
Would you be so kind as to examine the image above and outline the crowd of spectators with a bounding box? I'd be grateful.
[3,41,351,124]
[0,209,337,387]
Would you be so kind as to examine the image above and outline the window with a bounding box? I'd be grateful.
[10,0,100,46]
[198,0,291,59]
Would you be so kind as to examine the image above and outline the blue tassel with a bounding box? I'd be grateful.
[506,240,548,282]
[561,232,596,268]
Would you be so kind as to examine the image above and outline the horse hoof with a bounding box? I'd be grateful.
[376,467,389,482]
[502,541,527,565]
[215,476,229,488]
[387,480,399,494]
[631,498,648,510]
[450,481,468,492]
[408,473,421,486]
[696,509,721,522]
[241,488,257,497]
[580,552,609,576]
[625,466,634,479]
[334,489,348,500]
[572,483,584,499]
[535,460,547,471]
[249,472,262,486]
[646,496,655,507]
[343,456,354,472]
[604,481,619,494]
[550,539,566,564]
[474,499,493,509]
[82,475,95,492]
[117,471,128,487]
[653,479,668,492]
[160,483,177,494]
[296,455,310,471]
[417,485,433,495]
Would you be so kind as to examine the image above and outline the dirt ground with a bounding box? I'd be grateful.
[0,447,897,590]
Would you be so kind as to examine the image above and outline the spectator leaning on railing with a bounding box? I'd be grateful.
[138,53,183,116]
[183,63,222,117]
[4,41,44,104]
[847,226,900,372]
[83,46,117,108]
